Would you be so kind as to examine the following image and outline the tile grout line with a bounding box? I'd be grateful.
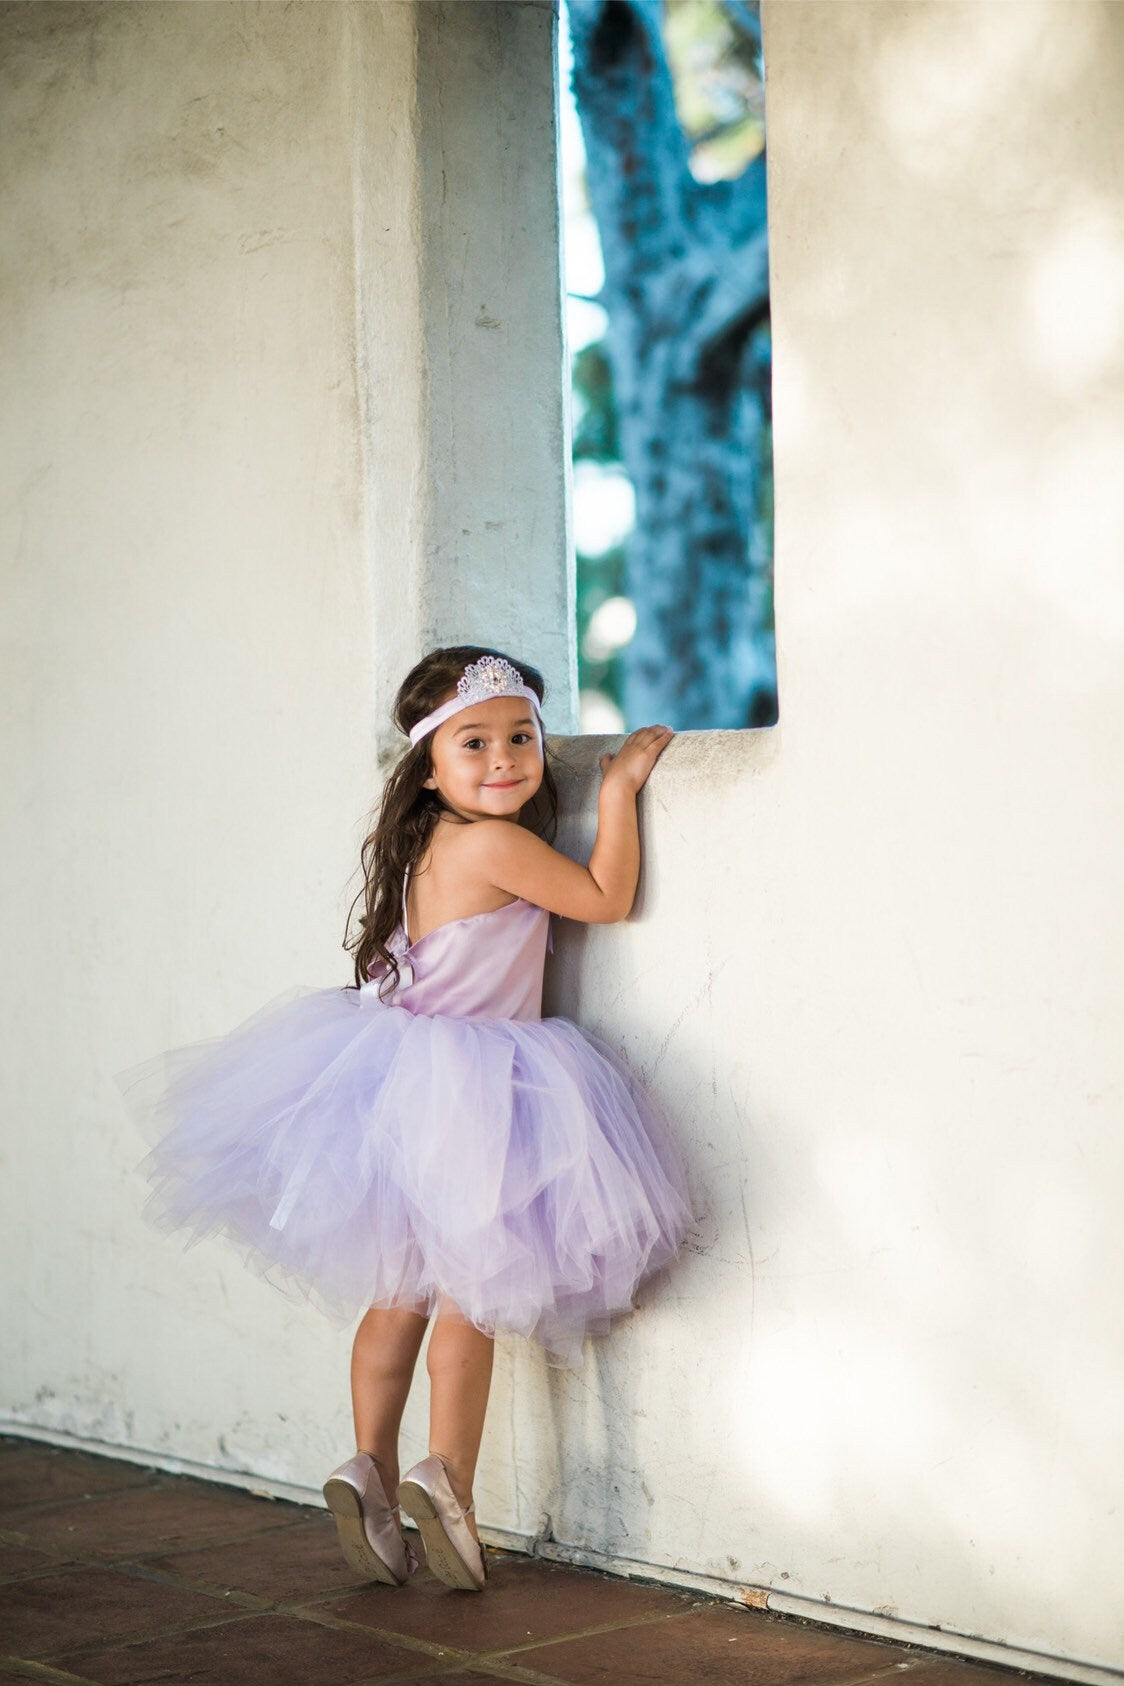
[43,1549,367,1609]
[0,1659,103,1685]
[0,1472,323,1525]
[275,1597,711,1670]
[33,1607,289,1666]
[36,1595,479,1673]
[0,1510,335,1569]
[243,1596,498,1664]
[0,1481,162,1519]
[462,1599,735,1663]
[0,1550,276,1612]
[361,1640,1055,1686]
[346,1608,1032,1686]
[783,1664,927,1686]
[455,1661,618,1686]
[0,1561,99,1588]
[356,1658,584,1686]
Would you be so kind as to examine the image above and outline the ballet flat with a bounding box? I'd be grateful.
[397,1454,488,1592]
[323,1453,417,1586]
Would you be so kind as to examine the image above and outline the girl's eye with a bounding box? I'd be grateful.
[461,734,533,750]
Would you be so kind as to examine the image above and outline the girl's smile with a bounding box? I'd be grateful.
[423,694,544,822]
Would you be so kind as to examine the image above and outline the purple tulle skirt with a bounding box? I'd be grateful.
[117,987,692,1360]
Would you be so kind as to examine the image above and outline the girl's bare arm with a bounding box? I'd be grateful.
[463,726,674,923]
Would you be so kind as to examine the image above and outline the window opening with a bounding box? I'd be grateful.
[561,0,776,731]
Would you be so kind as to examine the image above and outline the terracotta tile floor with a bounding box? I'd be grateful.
[0,1437,1060,1685]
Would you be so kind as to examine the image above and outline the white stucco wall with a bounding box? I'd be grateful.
[2,1,1122,1679]
[515,2,1123,1675]
[0,0,388,1468]
[0,0,569,1521]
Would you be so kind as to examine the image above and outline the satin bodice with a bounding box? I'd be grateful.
[361,897,551,1021]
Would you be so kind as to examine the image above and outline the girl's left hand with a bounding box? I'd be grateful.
[599,725,674,795]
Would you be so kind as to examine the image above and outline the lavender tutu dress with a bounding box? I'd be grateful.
[118,888,691,1360]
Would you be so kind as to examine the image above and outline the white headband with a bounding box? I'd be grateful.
[408,655,543,748]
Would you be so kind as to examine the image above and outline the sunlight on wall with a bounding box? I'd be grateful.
[746,0,1124,1661]
[1027,209,1124,391]
[874,0,1096,168]
[1034,412,1124,639]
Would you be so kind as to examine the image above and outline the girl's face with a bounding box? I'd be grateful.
[422,693,544,823]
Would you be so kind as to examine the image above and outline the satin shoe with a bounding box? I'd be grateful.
[323,1453,418,1585]
[397,1454,487,1591]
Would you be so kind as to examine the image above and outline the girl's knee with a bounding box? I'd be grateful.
[354,1304,428,1367]
[427,1305,494,1373]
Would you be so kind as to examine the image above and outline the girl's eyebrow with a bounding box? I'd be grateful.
[455,717,535,736]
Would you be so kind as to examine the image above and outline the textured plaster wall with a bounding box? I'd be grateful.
[504,1,1122,1674]
[2,0,1122,1677]
[0,0,569,1506]
[0,0,382,1481]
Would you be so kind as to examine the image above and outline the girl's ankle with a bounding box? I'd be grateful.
[428,1449,473,1513]
[357,1448,399,1493]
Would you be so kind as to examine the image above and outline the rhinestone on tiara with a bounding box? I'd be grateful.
[456,656,527,706]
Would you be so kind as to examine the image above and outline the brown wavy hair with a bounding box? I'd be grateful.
[344,646,558,993]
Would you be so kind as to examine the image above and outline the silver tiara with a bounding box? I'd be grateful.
[456,655,528,705]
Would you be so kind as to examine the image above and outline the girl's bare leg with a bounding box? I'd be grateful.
[427,1300,495,1545]
[351,1304,428,1499]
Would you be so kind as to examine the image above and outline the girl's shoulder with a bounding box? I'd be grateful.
[454,818,551,876]
[424,814,504,874]
[456,820,618,926]
[409,819,523,937]
[424,817,542,895]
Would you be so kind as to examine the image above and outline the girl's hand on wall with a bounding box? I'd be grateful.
[599,725,675,795]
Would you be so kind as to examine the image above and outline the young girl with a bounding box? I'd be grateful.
[119,646,690,1594]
